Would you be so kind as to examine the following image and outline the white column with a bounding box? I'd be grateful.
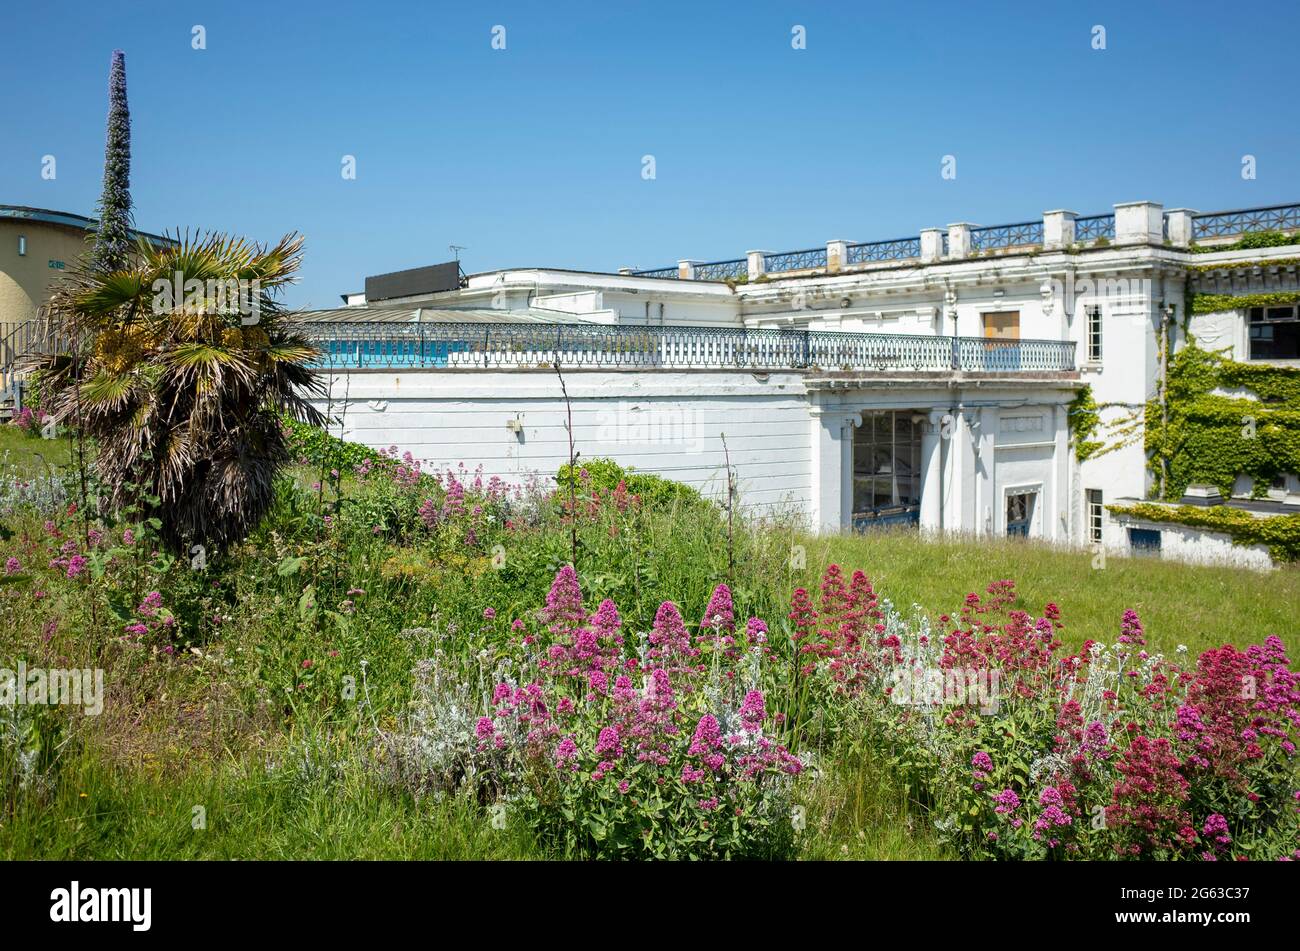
[947,223,973,259]
[920,229,944,263]
[1114,201,1164,245]
[827,240,850,274]
[919,410,945,532]
[811,407,858,533]
[678,259,696,280]
[1043,210,1077,249]
[1165,209,1196,248]
[1053,403,1070,541]
[746,251,768,281]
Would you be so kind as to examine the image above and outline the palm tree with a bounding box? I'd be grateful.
[31,231,325,554]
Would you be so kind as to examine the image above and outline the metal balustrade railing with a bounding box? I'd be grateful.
[691,259,749,282]
[630,266,680,279]
[1192,203,1300,240]
[0,319,1078,380]
[969,220,1044,252]
[1074,214,1116,244]
[846,236,922,264]
[629,203,1300,279]
[285,321,1076,373]
[764,247,827,273]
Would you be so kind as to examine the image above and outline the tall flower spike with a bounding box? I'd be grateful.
[649,600,693,661]
[788,588,818,644]
[541,564,586,636]
[700,583,735,633]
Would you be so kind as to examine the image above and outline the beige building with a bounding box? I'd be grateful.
[1,204,169,405]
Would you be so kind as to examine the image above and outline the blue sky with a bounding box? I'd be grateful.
[2,0,1298,308]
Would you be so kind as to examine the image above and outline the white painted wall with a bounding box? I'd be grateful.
[1105,515,1273,572]
[310,369,811,517]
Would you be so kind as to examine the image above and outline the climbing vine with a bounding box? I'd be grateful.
[1189,230,1300,254]
[1067,386,1101,461]
[1144,343,1300,503]
[1188,290,1300,315]
[1067,384,1142,462]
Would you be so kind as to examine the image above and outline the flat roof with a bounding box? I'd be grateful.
[0,204,175,246]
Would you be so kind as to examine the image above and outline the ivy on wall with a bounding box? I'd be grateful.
[1188,256,1300,275]
[1144,343,1300,504]
[1188,290,1300,315]
[1189,230,1300,254]
[1067,386,1101,461]
[1106,501,1300,563]
[1067,384,1142,462]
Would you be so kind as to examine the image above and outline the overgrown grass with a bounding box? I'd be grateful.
[2,733,537,860]
[1,426,1295,860]
[0,422,72,472]
[800,529,1299,658]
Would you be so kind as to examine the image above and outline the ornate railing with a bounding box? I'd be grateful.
[285,321,1077,373]
[846,236,922,264]
[630,266,680,280]
[1192,203,1300,240]
[0,319,1078,379]
[764,247,827,272]
[691,259,748,282]
[1074,214,1116,244]
[969,220,1044,252]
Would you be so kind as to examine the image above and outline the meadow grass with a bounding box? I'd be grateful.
[0,423,72,474]
[1,427,1296,860]
[804,528,1299,657]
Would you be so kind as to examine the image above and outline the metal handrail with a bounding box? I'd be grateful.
[0,319,1080,381]
[1192,203,1300,240]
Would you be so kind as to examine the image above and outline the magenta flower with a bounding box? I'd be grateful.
[700,583,735,633]
[740,690,766,732]
[541,565,586,636]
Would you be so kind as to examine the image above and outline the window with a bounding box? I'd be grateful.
[1006,490,1037,537]
[1129,527,1162,554]
[853,411,921,516]
[1248,305,1300,360]
[1086,489,1104,544]
[1085,306,1102,363]
[17,235,26,256]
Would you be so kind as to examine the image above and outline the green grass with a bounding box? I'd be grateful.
[2,424,1296,861]
[1,733,538,861]
[0,423,73,474]
[803,528,1299,658]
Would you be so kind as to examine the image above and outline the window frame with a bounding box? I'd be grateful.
[1085,305,1103,364]
[1085,488,1104,544]
[1247,304,1300,361]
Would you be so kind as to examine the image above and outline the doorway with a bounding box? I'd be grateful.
[982,311,1021,371]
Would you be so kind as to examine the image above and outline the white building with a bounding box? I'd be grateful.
[294,201,1300,559]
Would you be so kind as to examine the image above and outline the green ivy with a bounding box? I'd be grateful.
[1190,230,1300,254]
[1067,385,1102,461]
[1106,501,1300,562]
[1189,255,1300,275]
[1189,290,1300,315]
[1145,343,1300,506]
